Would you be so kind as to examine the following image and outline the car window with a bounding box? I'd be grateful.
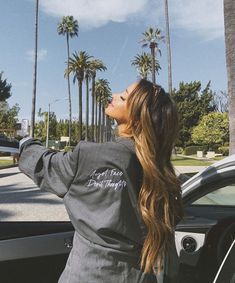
[193,184,235,206]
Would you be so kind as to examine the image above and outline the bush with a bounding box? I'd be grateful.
[218,146,229,156]
[183,145,207,156]
[64,146,75,152]
[0,152,11,157]
[175,147,184,154]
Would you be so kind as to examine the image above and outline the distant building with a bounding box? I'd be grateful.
[16,119,30,137]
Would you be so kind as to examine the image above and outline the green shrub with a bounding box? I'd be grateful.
[0,152,11,157]
[64,146,75,152]
[175,147,183,154]
[218,146,229,156]
[183,145,207,155]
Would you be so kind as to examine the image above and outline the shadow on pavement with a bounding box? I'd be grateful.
[0,209,16,219]
[0,183,62,205]
[0,171,21,178]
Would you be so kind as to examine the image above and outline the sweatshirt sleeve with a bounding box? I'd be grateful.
[19,139,81,198]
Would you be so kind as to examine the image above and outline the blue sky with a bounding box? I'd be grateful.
[0,0,226,122]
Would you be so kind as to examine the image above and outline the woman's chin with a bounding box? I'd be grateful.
[104,108,112,118]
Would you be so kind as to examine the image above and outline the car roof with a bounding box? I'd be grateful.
[182,154,235,192]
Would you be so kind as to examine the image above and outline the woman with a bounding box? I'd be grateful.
[19,79,182,283]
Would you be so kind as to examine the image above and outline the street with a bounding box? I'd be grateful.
[0,165,208,221]
[0,166,69,221]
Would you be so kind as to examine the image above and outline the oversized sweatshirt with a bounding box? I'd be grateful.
[19,137,158,283]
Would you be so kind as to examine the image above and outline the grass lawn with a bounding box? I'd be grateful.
[190,154,225,161]
[171,155,213,166]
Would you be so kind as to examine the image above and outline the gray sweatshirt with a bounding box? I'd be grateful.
[19,137,158,283]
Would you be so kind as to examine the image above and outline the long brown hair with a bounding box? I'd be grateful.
[124,79,183,274]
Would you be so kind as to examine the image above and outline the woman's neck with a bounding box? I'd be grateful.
[117,123,128,137]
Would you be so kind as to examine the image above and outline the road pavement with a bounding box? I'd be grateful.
[0,166,69,221]
[0,165,209,221]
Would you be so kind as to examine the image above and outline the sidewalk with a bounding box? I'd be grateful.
[175,165,208,175]
[176,154,217,163]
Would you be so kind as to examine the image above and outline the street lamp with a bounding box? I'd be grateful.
[46,98,68,148]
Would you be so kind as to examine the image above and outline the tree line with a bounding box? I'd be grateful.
[0,67,229,151]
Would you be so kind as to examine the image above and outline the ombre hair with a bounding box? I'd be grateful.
[124,79,183,274]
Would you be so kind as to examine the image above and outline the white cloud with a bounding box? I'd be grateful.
[39,0,224,40]
[169,0,224,40]
[26,49,48,62]
[40,0,148,29]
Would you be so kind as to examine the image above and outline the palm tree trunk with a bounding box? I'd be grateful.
[224,0,235,154]
[30,0,39,137]
[95,93,98,142]
[102,106,105,142]
[91,75,95,141]
[78,80,83,140]
[85,75,89,141]
[105,116,109,141]
[98,101,101,142]
[150,42,156,84]
[66,32,72,146]
[164,0,173,94]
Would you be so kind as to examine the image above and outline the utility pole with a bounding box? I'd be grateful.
[30,0,39,137]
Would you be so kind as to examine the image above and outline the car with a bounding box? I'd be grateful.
[212,239,235,283]
[0,135,19,154]
[166,154,235,283]
[0,152,234,282]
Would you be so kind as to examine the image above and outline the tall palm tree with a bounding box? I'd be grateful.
[90,59,107,141]
[95,79,111,143]
[30,0,39,137]
[224,0,235,154]
[164,0,173,94]
[84,64,92,141]
[66,51,92,140]
[101,90,112,142]
[140,27,164,84]
[131,52,161,80]
[57,15,78,146]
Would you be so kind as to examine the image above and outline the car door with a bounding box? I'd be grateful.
[0,222,74,283]
[213,239,235,283]
[0,166,74,283]
[165,165,235,283]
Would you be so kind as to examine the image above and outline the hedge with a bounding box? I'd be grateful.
[218,146,229,156]
[183,145,207,156]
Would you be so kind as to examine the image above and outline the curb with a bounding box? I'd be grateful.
[0,164,19,170]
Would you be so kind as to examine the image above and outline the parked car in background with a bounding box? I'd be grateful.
[0,134,19,154]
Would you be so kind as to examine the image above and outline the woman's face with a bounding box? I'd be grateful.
[105,82,137,124]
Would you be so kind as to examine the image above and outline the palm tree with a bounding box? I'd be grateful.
[224,0,235,154]
[30,0,39,137]
[57,15,78,146]
[164,0,173,94]
[95,79,111,143]
[101,90,112,142]
[84,64,92,141]
[90,59,107,141]
[140,27,164,84]
[66,51,92,140]
[131,52,161,80]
